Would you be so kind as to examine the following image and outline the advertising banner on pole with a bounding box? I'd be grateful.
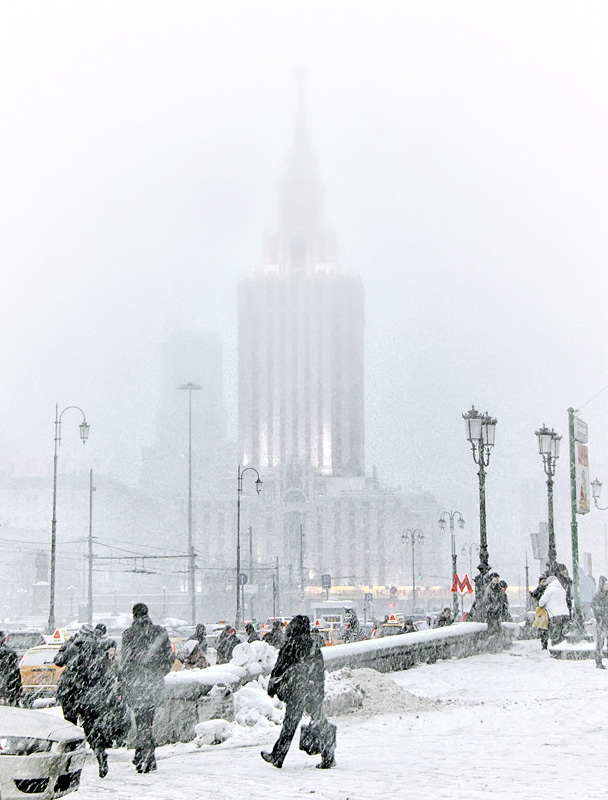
[575,441,590,514]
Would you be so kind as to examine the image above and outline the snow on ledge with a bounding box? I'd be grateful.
[321,622,487,664]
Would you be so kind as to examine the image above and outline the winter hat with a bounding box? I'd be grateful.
[94,623,107,635]
[488,572,500,579]
[132,602,149,618]
[79,623,94,635]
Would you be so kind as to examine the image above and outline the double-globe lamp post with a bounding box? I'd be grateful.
[236,465,262,628]
[535,424,562,574]
[462,406,497,622]
[438,511,465,618]
[48,404,90,633]
[402,528,424,615]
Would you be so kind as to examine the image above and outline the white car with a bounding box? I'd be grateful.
[0,707,86,799]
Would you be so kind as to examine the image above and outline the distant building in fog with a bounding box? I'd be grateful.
[219,88,448,609]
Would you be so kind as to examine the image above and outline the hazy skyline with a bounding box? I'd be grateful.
[1,1,607,580]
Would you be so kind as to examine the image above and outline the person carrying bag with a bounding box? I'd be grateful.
[261,615,337,770]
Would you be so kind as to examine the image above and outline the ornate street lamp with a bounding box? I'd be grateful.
[439,510,465,617]
[236,465,262,627]
[535,424,562,573]
[591,478,608,511]
[402,529,424,615]
[48,404,90,633]
[462,405,497,621]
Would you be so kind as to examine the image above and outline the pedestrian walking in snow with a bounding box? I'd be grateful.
[261,614,336,769]
[538,575,570,646]
[530,575,550,650]
[499,581,512,621]
[245,622,260,643]
[591,575,608,668]
[484,573,504,635]
[216,625,240,664]
[263,619,286,649]
[0,633,22,706]
[181,624,210,669]
[401,618,416,634]
[55,624,114,777]
[436,608,453,628]
[120,603,174,773]
[343,609,364,642]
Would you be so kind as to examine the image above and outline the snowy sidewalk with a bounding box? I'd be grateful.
[75,639,608,800]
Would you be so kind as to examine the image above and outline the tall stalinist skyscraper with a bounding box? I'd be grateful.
[195,89,446,619]
[238,88,364,477]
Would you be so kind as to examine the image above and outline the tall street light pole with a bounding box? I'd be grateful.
[402,529,424,615]
[462,541,480,577]
[463,405,497,622]
[87,469,96,625]
[236,465,262,627]
[438,510,465,618]
[48,404,90,633]
[178,382,202,626]
[535,424,562,574]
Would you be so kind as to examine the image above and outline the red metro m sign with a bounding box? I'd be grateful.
[451,574,474,593]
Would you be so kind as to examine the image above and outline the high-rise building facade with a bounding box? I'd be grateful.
[238,93,364,477]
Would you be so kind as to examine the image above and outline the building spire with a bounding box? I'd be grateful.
[290,65,314,169]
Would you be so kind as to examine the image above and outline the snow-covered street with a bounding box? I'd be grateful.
[75,639,608,799]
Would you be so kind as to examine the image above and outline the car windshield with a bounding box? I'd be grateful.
[20,648,59,666]
[7,633,44,651]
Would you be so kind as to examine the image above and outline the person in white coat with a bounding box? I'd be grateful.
[538,575,570,646]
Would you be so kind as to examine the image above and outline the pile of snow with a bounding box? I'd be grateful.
[230,640,278,677]
[233,677,284,727]
[193,676,283,748]
[326,667,436,716]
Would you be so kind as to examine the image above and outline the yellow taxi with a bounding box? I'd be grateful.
[19,645,65,706]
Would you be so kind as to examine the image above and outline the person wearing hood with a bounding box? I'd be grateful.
[261,615,336,770]
[54,624,114,777]
[484,573,504,635]
[120,603,174,774]
[263,619,286,649]
[591,575,608,668]
[530,575,550,650]
[538,575,570,646]
[216,625,240,664]
[182,624,210,669]
[245,622,260,643]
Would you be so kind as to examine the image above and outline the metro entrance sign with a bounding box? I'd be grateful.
[451,573,474,593]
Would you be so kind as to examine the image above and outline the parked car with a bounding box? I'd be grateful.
[19,646,64,706]
[3,631,46,659]
[0,706,86,799]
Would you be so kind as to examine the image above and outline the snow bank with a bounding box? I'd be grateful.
[326,667,436,716]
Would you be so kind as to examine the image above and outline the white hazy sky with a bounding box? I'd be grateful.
[1,1,607,580]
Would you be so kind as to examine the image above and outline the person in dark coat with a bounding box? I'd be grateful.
[120,603,174,773]
[484,573,504,635]
[261,615,336,769]
[530,575,549,650]
[245,622,260,643]
[0,633,22,706]
[55,624,114,777]
[591,575,608,668]
[216,626,240,664]
[193,624,208,653]
[263,620,286,649]
[499,581,513,621]
[436,608,454,628]
[401,618,416,634]
[54,625,93,725]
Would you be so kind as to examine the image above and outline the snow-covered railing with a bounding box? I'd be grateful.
[321,622,496,672]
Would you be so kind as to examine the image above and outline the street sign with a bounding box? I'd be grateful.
[364,593,373,602]
[574,416,588,444]
[321,574,332,589]
[451,574,474,593]
[239,573,248,586]
[389,586,398,595]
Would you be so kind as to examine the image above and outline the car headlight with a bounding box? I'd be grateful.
[0,737,53,755]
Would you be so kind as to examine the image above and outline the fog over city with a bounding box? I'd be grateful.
[1,1,607,589]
